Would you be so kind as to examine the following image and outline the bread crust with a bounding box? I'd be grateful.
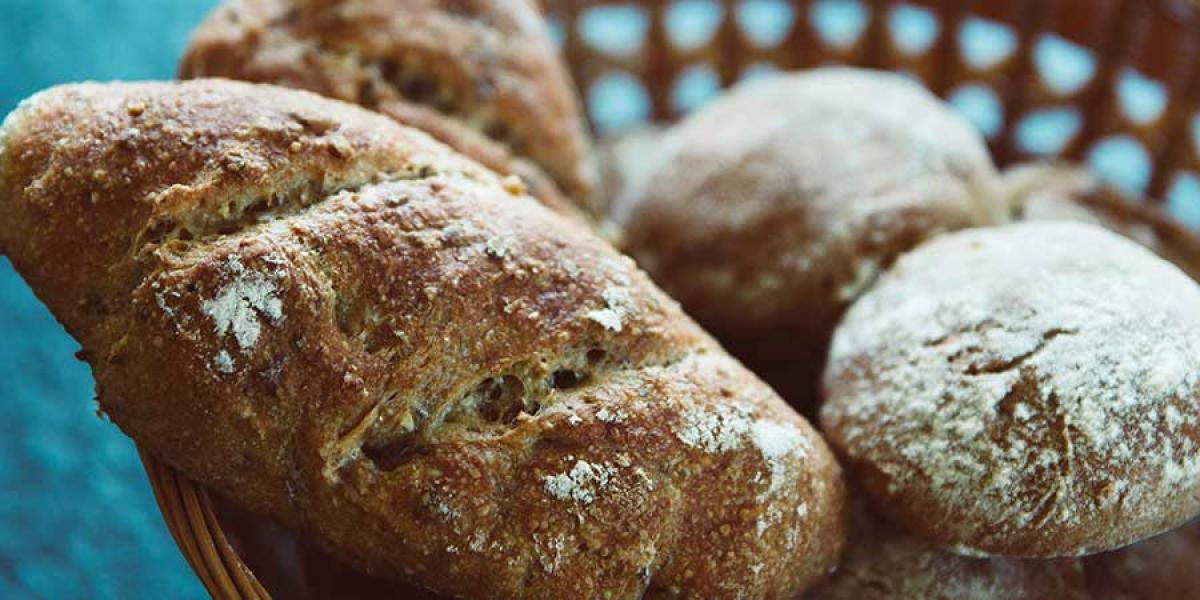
[179,0,599,216]
[821,222,1200,557]
[0,80,846,599]
[616,69,1003,412]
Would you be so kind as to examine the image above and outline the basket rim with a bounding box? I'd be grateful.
[139,447,268,600]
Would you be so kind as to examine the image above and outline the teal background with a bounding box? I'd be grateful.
[1,1,217,598]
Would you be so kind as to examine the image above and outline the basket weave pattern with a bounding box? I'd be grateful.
[143,1,1200,598]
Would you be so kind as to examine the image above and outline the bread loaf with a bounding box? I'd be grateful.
[180,0,599,217]
[615,68,1004,412]
[821,222,1200,557]
[0,79,846,599]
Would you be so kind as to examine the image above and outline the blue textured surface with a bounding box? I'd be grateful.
[1,1,217,598]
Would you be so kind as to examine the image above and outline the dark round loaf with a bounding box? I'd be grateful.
[617,68,1004,412]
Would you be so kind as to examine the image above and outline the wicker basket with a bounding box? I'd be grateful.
[140,1,1200,597]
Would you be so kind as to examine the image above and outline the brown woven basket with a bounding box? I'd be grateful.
[140,1,1200,597]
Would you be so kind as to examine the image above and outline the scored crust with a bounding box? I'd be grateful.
[821,222,1200,557]
[616,68,1004,412]
[0,80,846,599]
[179,0,599,217]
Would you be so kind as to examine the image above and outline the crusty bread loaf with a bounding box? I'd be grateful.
[179,0,599,217]
[1083,517,1200,600]
[821,222,1200,557]
[0,80,847,599]
[1003,161,1200,281]
[806,505,1083,600]
[615,68,1004,413]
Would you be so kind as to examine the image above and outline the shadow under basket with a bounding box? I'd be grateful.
[141,0,1200,598]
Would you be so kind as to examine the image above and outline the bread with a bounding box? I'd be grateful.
[821,222,1200,557]
[179,0,598,217]
[0,80,847,599]
[1004,161,1200,281]
[806,506,1083,600]
[1083,517,1200,600]
[615,68,1004,413]
[596,126,665,229]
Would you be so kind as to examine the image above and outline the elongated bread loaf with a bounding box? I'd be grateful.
[0,80,846,599]
[180,0,599,217]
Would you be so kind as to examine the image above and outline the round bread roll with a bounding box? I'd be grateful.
[180,0,598,217]
[1003,161,1200,281]
[1083,517,1200,600]
[616,68,1004,412]
[806,509,1083,599]
[821,222,1200,557]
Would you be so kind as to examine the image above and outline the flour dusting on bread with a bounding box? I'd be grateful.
[823,222,1200,556]
[586,286,632,332]
[543,459,616,505]
[200,256,284,355]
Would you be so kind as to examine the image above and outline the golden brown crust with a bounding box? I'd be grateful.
[1003,161,1200,281]
[806,507,1083,600]
[616,69,1003,413]
[821,222,1200,557]
[179,0,599,216]
[0,80,846,599]
[1083,518,1200,600]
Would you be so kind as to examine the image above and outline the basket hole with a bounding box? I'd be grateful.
[740,61,780,82]
[1035,34,1096,96]
[959,16,1015,70]
[1116,68,1166,125]
[809,0,868,50]
[666,0,724,50]
[580,4,647,56]
[1015,106,1082,156]
[1167,172,1200,230]
[546,16,566,48]
[736,0,795,48]
[1088,136,1152,193]
[1191,114,1200,154]
[889,3,939,56]
[589,71,651,134]
[948,83,1004,139]
[672,64,720,113]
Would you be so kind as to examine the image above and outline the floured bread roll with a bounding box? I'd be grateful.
[616,68,1004,412]
[822,222,1200,557]
[1003,161,1200,281]
[806,507,1083,599]
[0,80,846,599]
[1083,517,1200,600]
[180,0,598,217]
